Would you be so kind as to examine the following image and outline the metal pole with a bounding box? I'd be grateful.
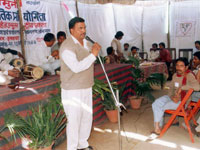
[116,89,122,150]
[17,0,26,63]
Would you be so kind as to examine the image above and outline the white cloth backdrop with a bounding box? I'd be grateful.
[113,4,143,53]
[143,2,168,53]
[78,3,116,56]
[2,0,200,60]
[170,1,200,58]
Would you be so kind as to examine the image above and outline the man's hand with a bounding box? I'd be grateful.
[8,68,20,77]
[171,88,181,103]
[51,50,59,59]
[196,70,200,84]
[17,52,24,60]
[91,43,101,57]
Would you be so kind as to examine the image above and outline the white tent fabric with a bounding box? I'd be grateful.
[170,0,200,58]
[143,2,168,53]
[1,0,200,60]
[113,4,143,52]
[78,3,116,56]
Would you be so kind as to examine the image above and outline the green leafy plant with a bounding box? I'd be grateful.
[4,96,67,149]
[95,56,106,64]
[123,56,140,67]
[93,78,126,110]
[146,73,166,89]
[130,67,166,102]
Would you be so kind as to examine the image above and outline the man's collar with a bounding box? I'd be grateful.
[71,35,87,47]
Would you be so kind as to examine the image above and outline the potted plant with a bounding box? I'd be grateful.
[93,78,125,123]
[128,59,166,109]
[4,94,67,150]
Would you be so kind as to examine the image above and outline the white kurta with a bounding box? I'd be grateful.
[29,41,60,75]
[61,36,96,150]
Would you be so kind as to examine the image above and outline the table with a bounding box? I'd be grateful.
[139,62,168,79]
[0,75,59,150]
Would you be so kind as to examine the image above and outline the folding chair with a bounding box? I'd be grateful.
[159,89,195,143]
[188,99,200,125]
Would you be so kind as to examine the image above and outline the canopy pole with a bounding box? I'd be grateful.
[167,1,171,49]
[17,0,26,63]
[75,0,79,17]
[141,7,144,52]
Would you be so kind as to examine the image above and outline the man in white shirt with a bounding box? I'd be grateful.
[193,41,200,54]
[51,31,66,54]
[111,31,124,59]
[123,43,130,60]
[60,17,101,150]
[31,33,60,75]
[149,43,159,61]
[0,52,20,85]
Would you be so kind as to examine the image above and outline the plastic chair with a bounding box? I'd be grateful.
[159,89,195,143]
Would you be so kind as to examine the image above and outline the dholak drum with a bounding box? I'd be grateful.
[23,65,44,80]
[10,58,24,69]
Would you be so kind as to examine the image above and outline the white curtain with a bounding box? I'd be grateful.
[78,3,116,56]
[61,1,78,35]
[170,0,200,58]
[113,4,143,51]
[143,2,168,53]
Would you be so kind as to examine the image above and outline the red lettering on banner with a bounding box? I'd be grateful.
[7,36,19,41]
[0,21,19,29]
[24,22,47,30]
[0,0,22,10]
[0,37,5,40]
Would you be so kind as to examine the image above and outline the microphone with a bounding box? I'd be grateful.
[85,36,95,44]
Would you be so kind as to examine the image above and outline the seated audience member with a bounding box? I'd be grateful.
[190,51,200,135]
[123,43,130,60]
[149,43,159,61]
[156,42,172,79]
[31,33,60,75]
[105,47,119,64]
[193,41,200,54]
[0,52,20,85]
[152,57,199,135]
[129,46,141,60]
[111,31,124,59]
[51,31,66,59]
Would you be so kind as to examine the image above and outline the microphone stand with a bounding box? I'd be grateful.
[86,36,126,150]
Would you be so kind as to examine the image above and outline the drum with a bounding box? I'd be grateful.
[23,64,44,80]
[10,58,24,69]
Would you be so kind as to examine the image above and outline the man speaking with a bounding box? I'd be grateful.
[59,17,101,150]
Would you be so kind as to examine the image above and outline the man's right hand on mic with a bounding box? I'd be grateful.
[91,43,101,57]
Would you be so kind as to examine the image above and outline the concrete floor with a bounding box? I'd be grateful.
[55,84,200,150]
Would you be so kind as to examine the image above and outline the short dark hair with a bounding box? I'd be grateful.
[194,51,200,60]
[159,42,165,48]
[44,33,55,42]
[195,41,200,45]
[152,43,158,48]
[57,31,66,39]
[107,47,113,55]
[69,17,85,29]
[131,46,138,51]
[124,43,129,47]
[115,31,124,39]
[176,57,189,66]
